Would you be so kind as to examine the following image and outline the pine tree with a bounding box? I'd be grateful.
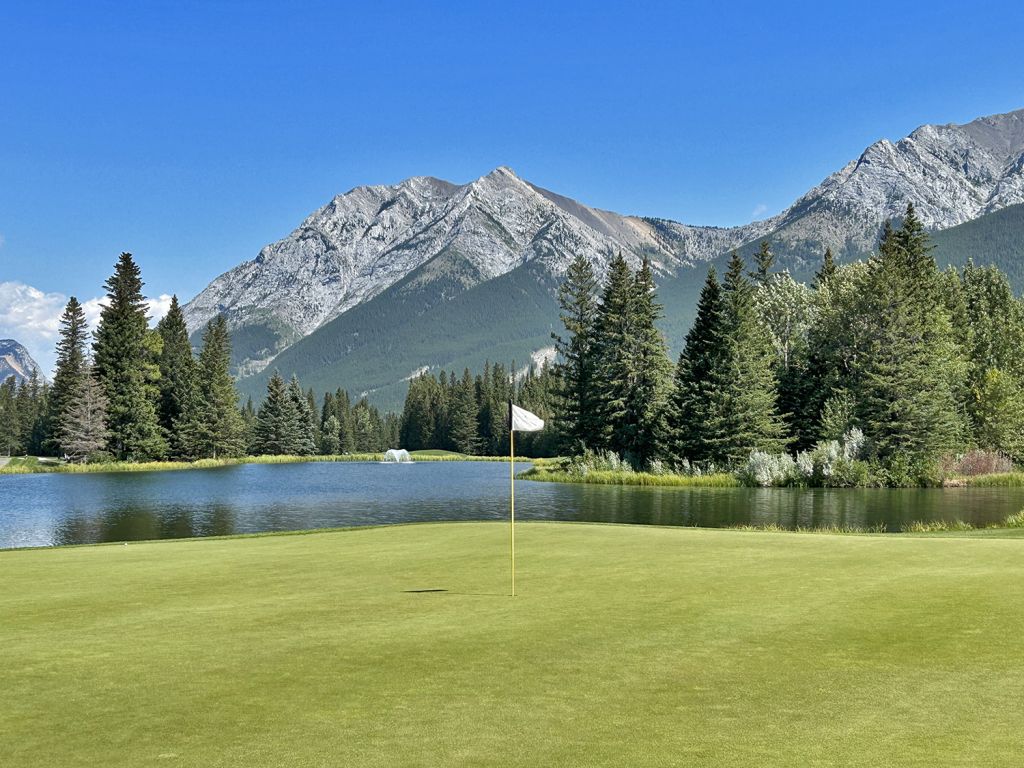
[0,377,20,455]
[181,316,246,458]
[252,371,301,455]
[49,297,89,455]
[61,362,110,462]
[668,268,728,464]
[552,252,599,451]
[288,375,317,455]
[449,368,482,454]
[857,209,966,468]
[592,252,635,454]
[716,251,787,463]
[156,295,198,456]
[751,240,775,283]
[815,247,838,287]
[92,253,167,460]
[622,257,672,466]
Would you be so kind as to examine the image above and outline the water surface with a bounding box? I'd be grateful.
[1,461,1022,549]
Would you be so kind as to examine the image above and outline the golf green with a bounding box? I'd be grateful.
[2,522,1023,766]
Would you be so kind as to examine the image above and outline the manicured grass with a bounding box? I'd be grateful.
[522,466,740,487]
[3,522,1023,766]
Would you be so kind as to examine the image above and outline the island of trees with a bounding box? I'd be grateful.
[3,204,1022,487]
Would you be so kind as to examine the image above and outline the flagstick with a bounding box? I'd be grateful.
[510,423,516,597]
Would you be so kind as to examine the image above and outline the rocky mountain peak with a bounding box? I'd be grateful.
[0,339,45,385]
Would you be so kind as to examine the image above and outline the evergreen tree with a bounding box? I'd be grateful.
[716,251,787,463]
[592,252,635,454]
[552,252,599,451]
[668,268,728,464]
[155,295,198,456]
[178,316,246,458]
[0,377,21,455]
[252,371,301,455]
[622,257,672,466]
[449,368,482,454]
[49,297,89,455]
[857,209,966,467]
[92,252,167,460]
[815,247,838,287]
[751,240,775,283]
[61,362,110,462]
[287,375,317,455]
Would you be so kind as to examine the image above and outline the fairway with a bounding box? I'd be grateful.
[3,523,1023,766]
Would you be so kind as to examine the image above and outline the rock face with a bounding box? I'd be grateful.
[0,340,44,385]
[182,108,1024,401]
[183,167,771,374]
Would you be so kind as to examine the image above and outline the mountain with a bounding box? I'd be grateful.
[0,340,45,386]
[183,108,1024,409]
[183,167,771,377]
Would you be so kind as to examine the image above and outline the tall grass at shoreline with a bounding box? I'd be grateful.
[0,451,539,476]
[521,466,739,488]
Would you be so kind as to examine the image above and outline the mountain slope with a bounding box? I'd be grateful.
[184,107,1024,407]
[0,340,44,385]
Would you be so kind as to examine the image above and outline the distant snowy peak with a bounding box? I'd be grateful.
[0,339,45,385]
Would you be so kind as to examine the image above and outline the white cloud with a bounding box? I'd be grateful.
[0,281,175,375]
[751,203,769,220]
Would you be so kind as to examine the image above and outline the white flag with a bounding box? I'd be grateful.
[511,403,544,432]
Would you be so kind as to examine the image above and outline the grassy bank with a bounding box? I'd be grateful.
[4,522,1023,766]
[0,450,537,476]
[521,464,739,487]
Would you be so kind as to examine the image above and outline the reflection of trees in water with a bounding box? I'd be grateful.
[55,504,239,545]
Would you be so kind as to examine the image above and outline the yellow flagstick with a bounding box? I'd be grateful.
[509,417,516,597]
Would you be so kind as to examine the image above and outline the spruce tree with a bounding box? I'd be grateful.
[92,252,167,460]
[61,362,110,462]
[49,297,89,455]
[668,268,728,464]
[592,252,635,454]
[181,316,246,458]
[288,375,317,455]
[156,295,198,455]
[815,247,838,287]
[751,240,775,283]
[552,252,599,451]
[622,258,672,466]
[0,376,21,455]
[857,209,966,468]
[252,371,300,455]
[449,368,482,454]
[716,251,787,463]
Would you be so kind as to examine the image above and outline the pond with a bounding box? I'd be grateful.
[2,461,1022,549]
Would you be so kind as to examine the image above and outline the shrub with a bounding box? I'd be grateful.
[86,450,115,465]
[939,450,1015,477]
[1000,510,1024,528]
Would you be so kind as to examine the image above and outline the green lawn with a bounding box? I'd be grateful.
[3,523,1023,766]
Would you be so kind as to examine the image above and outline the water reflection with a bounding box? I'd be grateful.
[2,462,1022,549]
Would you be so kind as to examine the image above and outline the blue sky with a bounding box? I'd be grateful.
[2,0,1023,369]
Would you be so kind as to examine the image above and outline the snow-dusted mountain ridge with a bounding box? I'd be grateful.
[183,108,1024,377]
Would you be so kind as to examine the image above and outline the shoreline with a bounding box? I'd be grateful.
[4,516,1024,555]
[0,452,546,476]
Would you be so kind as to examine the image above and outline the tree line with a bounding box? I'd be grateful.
[553,204,1024,484]
[1,253,401,462]
[398,362,559,457]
